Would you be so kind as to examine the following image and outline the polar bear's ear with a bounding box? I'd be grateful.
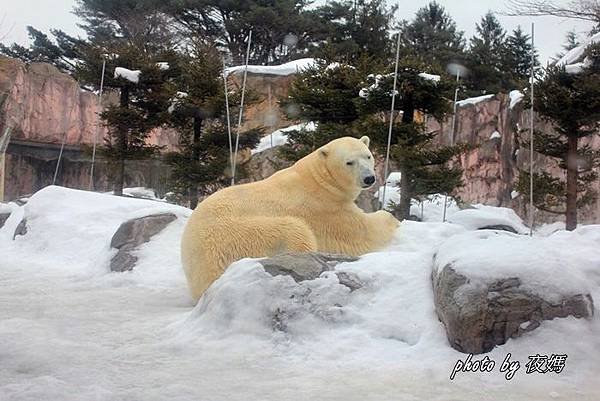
[319,147,329,158]
[360,136,370,147]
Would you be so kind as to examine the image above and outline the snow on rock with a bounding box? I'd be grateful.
[490,130,501,140]
[114,67,141,83]
[509,90,524,109]
[456,94,494,107]
[2,186,190,276]
[511,190,520,199]
[433,229,595,304]
[225,58,317,76]
[252,122,316,154]
[556,32,600,67]
[448,204,529,234]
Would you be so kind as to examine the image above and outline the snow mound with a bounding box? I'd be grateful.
[434,229,595,303]
[418,72,441,82]
[3,186,190,275]
[252,122,316,154]
[457,94,494,107]
[225,58,317,76]
[448,204,529,234]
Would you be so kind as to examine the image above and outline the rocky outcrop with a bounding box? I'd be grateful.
[109,213,177,272]
[260,252,363,291]
[433,263,594,355]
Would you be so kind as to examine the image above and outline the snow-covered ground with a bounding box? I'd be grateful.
[1,186,599,400]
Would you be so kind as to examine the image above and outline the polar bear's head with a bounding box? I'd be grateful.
[318,136,376,192]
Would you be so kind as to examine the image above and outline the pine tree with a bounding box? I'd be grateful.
[310,0,397,64]
[516,43,600,230]
[399,2,465,69]
[466,12,507,94]
[165,44,262,208]
[282,59,470,220]
[503,26,539,88]
[356,59,469,219]
[167,0,316,65]
[73,0,179,195]
[554,30,580,61]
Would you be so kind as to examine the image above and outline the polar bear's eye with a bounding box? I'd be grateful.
[346,161,354,166]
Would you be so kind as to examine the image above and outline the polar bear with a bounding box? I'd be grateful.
[181,136,399,301]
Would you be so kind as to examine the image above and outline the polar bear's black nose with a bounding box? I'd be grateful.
[363,176,376,185]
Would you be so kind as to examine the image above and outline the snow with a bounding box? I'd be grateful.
[156,62,170,70]
[225,58,317,76]
[251,122,316,154]
[556,32,600,74]
[511,190,520,199]
[490,130,501,140]
[509,90,524,109]
[556,32,600,67]
[114,67,141,83]
[167,91,189,113]
[418,72,441,82]
[456,94,494,107]
[1,186,600,400]
[448,204,530,234]
[433,228,597,303]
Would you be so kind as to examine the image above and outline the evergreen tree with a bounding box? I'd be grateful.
[165,44,262,208]
[0,26,84,74]
[554,30,580,61]
[73,0,179,195]
[465,12,507,94]
[356,59,469,219]
[310,0,397,64]
[503,26,539,88]
[283,59,469,220]
[516,43,600,230]
[167,0,316,65]
[399,2,465,69]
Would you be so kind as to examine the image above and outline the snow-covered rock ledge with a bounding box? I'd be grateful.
[432,230,595,354]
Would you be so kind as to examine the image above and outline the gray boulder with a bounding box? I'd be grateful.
[0,212,10,229]
[260,252,363,291]
[110,213,177,272]
[13,218,27,239]
[432,263,594,354]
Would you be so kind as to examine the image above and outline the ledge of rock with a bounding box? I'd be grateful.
[13,218,27,239]
[110,213,177,272]
[432,263,593,354]
[259,252,362,291]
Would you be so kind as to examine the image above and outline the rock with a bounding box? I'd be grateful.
[13,218,27,239]
[0,212,10,229]
[478,224,518,234]
[432,264,594,354]
[260,252,362,291]
[109,213,177,272]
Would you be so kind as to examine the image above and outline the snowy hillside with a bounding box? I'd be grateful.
[1,186,599,400]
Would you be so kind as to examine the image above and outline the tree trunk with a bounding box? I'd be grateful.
[188,117,203,209]
[397,101,415,220]
[114,87,129,196]
[565,134,578,231]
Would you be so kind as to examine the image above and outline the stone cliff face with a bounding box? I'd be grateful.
[0,57,176,199]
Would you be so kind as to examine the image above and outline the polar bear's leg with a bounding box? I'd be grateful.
[182,216,317,302]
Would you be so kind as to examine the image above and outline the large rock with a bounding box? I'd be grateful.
[109,213,177,272]
[259,252,362,291]
[432,263,593,354]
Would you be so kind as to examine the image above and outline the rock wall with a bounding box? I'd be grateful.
[0,57,175,199]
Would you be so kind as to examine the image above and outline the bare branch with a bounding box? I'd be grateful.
[504,0,600,23]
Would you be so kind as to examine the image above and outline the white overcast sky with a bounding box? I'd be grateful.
[0,0,594,64]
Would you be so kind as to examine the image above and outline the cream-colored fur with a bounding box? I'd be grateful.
[181,136,399,301]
